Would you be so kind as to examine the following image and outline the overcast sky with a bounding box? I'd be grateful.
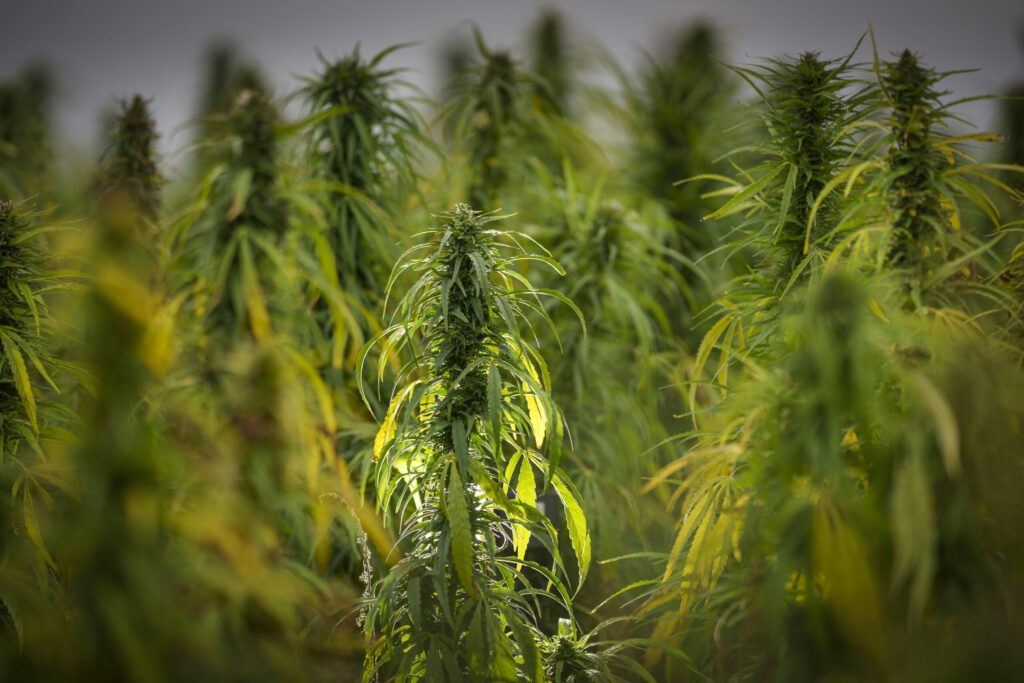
[5,0,1024,162]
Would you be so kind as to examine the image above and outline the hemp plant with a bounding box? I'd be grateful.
[0,198,72,634]
[622,22,734,253]
[0,63,54,199]
[537,163,683,568]
[92,95,164,257]
[360,204,591,681]
[871,48,1019,313]
[175,85,289,341]
[169,83,371,589]
[301,45,427,310]
[440,29,580,213]
[529,9,572,116]
[442,34,529,210]
[684,44,875,417]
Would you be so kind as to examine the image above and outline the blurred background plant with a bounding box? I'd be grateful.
[0,9,1022,682]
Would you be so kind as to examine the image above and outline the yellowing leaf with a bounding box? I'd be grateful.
[285,346,337,435]
[513,457,536,562]
[812,505,887,666]
[689,314,734,426]
[664,489,714,581]
[239,236,270,341]
[552,473,590,586]
[140,295,183,376]
[911,373,961,478]
[868,298,889,324]
[373,380,421,461]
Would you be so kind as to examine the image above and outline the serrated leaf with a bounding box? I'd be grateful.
[520,362,546,448]
[487,362,501,452]
[1,331,37,434]
[552,473,590,586]
[514,457,536,562]
[452,419,469,476]
[446,466,476,597]
[17,282,40,335]
[504,608,542,683]
[703,163,784,221]
[689,314,734,425]
[665,490,715,581]
[408,575,422,629]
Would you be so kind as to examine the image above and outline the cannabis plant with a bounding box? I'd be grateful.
[529,9,572,116]
[873,48,1020,313]
[684,44,875,417]
[193,40,267,156]
[361,204,590,681]
[441,35,530,210]
[0,63,54,198]
[532,163,681,571]
[622,22,734,252]
[301,45,427,309]
[439,29,584,213]
[0,197,73,629]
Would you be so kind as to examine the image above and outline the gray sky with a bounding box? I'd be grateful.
[5,0,1024,162]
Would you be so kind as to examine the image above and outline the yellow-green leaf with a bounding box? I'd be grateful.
[1,331,37,434]
[514,456,536,562]
[23,487,57,571]
[911,374,961,478]
[374,380,421,461]
[552,473,590,585]
[446,466,476,596]
[689,314,734,426]
[521,371,546,449]
[238,236,270,341]
[285,346,337,435]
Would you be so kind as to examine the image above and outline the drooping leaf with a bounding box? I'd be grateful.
[446,465,476,597]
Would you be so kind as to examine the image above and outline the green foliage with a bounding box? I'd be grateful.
[0,63,54,198]
[622,23,734,253]
[361,204,592,680]
[301,45,428,306]
[642,38,1024,681]
[175,85,295,342]
[3,20,1024,683]
[442,35,531,209]
[93,95,164,228]
[530,9,572,116]
[715,45,873,289]
[196,40,267,134]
